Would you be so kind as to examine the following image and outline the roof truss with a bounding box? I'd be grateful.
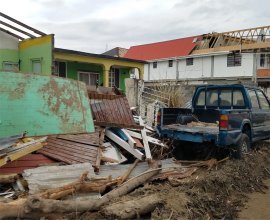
[0,12,46,40]
[193,26,270,54]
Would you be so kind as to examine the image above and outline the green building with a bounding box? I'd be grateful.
[0,12,145,92]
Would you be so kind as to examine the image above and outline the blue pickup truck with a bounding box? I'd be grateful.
[156,84,270,158]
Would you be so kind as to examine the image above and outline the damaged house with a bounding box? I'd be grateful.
[0,12,146,92]
[124,26,270,95]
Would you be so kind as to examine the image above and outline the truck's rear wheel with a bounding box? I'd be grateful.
[233,133,250,159]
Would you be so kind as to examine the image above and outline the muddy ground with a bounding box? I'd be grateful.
[78,141,270,220]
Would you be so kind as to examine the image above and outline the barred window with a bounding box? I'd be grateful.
[227,53,241,67]
[260,54,265,67]
[168,60,173,67]
[153,62,157,68]
[186,58,193,66]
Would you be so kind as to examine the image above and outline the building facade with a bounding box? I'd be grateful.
[125,26,270,95]
[0,13,145,92]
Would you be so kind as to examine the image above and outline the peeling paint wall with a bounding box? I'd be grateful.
[0,72,94,138]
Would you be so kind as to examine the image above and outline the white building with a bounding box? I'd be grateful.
[124,26,270,95]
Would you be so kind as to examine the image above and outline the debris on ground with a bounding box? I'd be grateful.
[0,79,269,219]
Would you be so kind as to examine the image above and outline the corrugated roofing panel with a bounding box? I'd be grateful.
[38,134,99,166]
[0,154,55,174]
[90,94,140,129]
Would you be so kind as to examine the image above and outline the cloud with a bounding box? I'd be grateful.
[1,0,270,53]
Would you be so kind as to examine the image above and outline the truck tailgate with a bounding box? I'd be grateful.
[164,124,219,135]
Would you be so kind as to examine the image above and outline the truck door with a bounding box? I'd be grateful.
[256,89,270,139]
[247,89,264,141]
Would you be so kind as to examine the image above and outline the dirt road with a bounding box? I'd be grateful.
[238,179,270,220]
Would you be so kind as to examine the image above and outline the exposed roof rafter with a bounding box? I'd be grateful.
[0,12,46,40]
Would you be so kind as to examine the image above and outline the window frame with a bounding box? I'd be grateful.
[78,71,99,86]
[54,61,67,78]
[2,61,19,71]
[227,53,242,67]
[260,54,266,67]
[153,62,157,69]
[256,89,270,109]
[186,58,193,66]
[248,89,260,109]
[31,59,42,74]
[168,60,173,67]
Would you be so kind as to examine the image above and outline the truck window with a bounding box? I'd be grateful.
[233,90,245,106]
[196,90,205,106]
[206,89,218,107]
[220,89,232,107]
[256,90,270,109]
[248,90,260,109]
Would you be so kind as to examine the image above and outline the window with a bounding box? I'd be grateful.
[168,60,173,67]
[109,67,120,88]
[206,89,218,106]
[227,53,241,67]
[32,60,41,74]
[3,62,18,71]
[220,89,232,107]
[54,61,66,78]
[186,58,193,66]
[257,90,270,109]
[196,90,205,106]
[248,90,260,109]
[260,54,266,67]
[233,90,245,106]
[78,72,99,86]
[153,62,157,68]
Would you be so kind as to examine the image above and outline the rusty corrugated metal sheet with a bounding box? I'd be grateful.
[89,93,141,128]
[0,154,55,174]
[38,134,99,165]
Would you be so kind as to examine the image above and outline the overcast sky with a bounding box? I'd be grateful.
[1,0,269,53]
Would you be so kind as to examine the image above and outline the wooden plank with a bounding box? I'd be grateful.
[138,117,152,160]
[126,130,166,147]
[0,143,44,167]
[105,129,144,160]
[121,129,136,148]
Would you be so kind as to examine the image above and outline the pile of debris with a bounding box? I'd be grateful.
[0,85,176,218]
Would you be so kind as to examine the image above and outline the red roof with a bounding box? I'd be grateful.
[124,36,201,60]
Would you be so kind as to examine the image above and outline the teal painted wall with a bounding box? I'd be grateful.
[19,35,53,75]
[119,68,130,92]
[0,49,19,70]
[0,71,94,137]
[66,61,103,85]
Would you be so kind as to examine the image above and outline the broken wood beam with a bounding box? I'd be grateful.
[138,117,152,160]
[102,194,162,219]
[0,167,161,218]
[0,174,18,183]
[105,129,144,160]
[118,159,140,185]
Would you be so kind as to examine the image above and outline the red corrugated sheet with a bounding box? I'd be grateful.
[0,154,55,174]
[38,134,99,166]
[124,36,202,60]
[89,94,141,129]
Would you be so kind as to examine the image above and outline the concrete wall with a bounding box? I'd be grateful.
[19,35,54,75]
[144,53,255,81]
[213,53,253,77]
